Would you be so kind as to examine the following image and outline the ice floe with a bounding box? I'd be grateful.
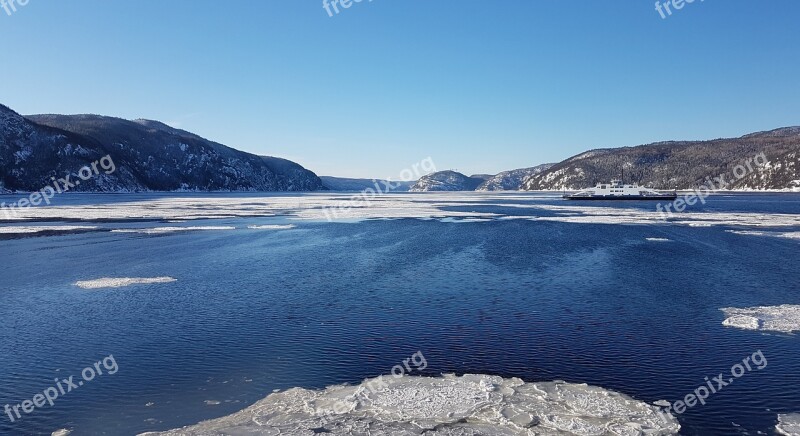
[726,230,800,240]
[74,277,177,289]
[721,305,800,333]
[646,238,671,242]
[139,374,680,436]
[777,413,800,435]
[247,224,296,230]
[0,225,98,234]
[111,226,235,234]
[4,193,800,230]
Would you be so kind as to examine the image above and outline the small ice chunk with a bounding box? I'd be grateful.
[51,430,71,436]
[721,305,800,333]
[247,224,296,230]
[646,238,671,242]
[777,413,800,435]
[75,277,177,289]
[722,315,762,330]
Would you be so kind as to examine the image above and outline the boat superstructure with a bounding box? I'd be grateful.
[563,179,677,200]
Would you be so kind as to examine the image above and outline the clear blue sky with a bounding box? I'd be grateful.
[2,0,799,178]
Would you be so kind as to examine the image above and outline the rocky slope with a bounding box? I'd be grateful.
[408,170,487,192]
[1,103,324,192]
[523,127,800,191]
[0,104,143,192]
[477,164,554,191]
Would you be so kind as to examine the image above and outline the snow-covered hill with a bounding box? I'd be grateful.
[0,103,324,192]
[409,171,486,192]
[476,164,554,191]
[523,127,800,191]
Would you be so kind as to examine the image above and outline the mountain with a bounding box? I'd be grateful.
[523,127,800,191]
[0,104,144,192]
[320,176,414,192]
[476,164,554,191]
[409,171,487,192]
[0,103,324,192]
[470,174,494,181]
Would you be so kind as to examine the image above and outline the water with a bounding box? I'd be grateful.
[1,192,799,435]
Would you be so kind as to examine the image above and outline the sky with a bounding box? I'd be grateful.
[1,0,799,178]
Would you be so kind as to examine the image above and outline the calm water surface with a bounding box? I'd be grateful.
[1,192,799,435]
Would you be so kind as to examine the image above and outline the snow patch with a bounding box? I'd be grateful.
[75,277,177,289]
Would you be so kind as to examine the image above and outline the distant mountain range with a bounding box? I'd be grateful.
[409,171,488,192]
[523,127,800,191]
[0,103,323,193]
[2,102,799,193]
[407,165,554,192]
[320,176,414,192]
[477,164,554,191]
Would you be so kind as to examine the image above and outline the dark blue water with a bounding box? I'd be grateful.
[1,193,799,435]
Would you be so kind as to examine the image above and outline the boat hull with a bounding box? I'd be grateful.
[563,194,678,201]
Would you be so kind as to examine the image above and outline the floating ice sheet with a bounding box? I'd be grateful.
[74,277,177,289]
[721,305,800,333]
[0,225,98,234]
[111,226,235,234]
[777,413,800,435]
[139,374,680,436]
[726,230,800,240]
[5,193,800,229]
[247,224,296,230]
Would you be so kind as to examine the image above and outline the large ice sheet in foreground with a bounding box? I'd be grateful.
[777,413,800,435]
[140,374,679,436]
[721,305,800,333]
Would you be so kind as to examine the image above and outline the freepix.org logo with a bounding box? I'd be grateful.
[323,0,373,18]
[655,0,704,19]
[1,0,30,17]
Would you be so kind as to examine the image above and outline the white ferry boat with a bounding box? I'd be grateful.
[564,179,677,200]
